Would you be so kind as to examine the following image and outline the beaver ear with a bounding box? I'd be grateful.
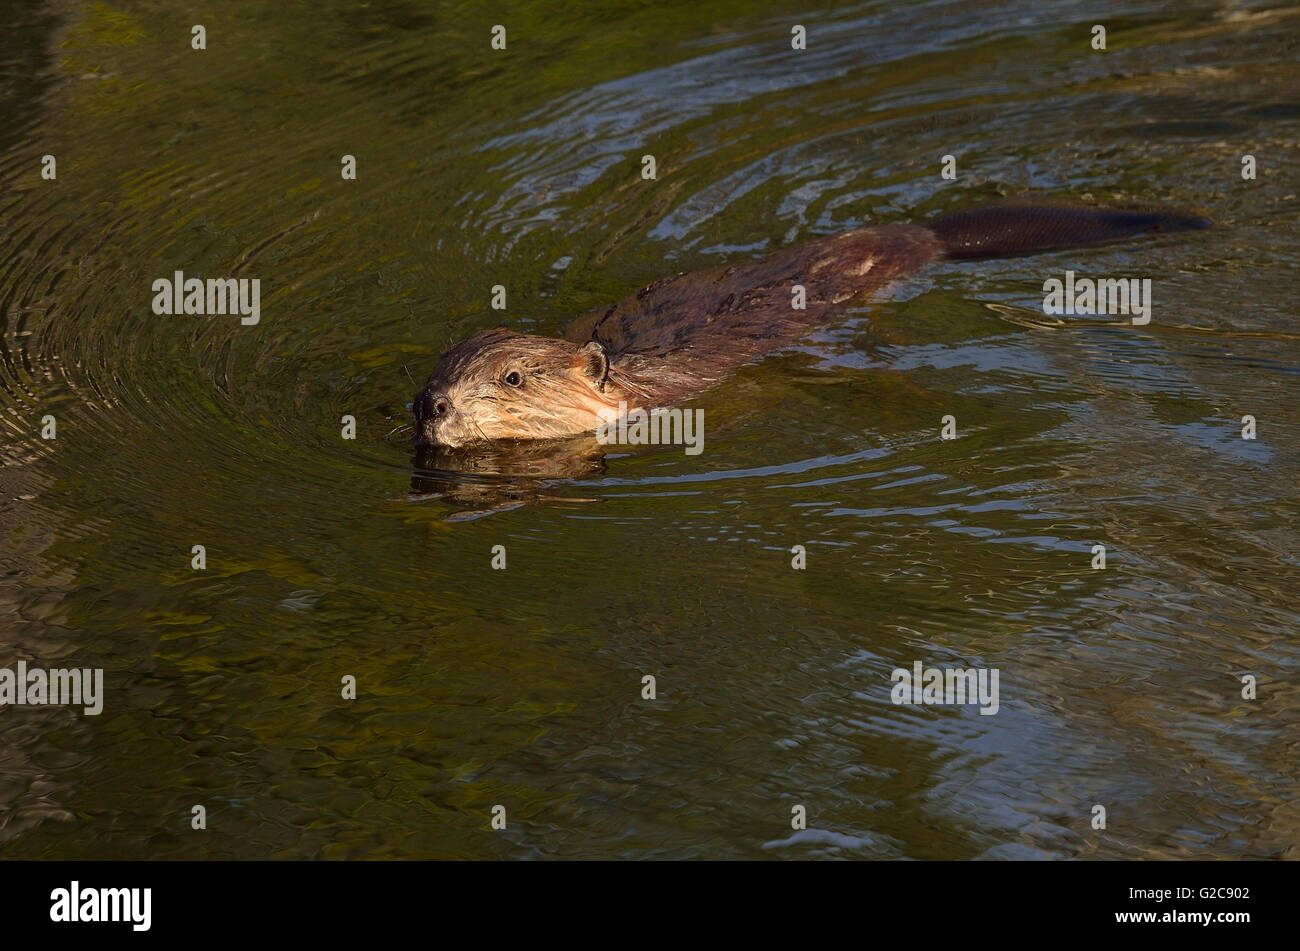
[578,340,609,389]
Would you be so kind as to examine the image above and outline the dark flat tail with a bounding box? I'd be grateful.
[926,202,1212,260]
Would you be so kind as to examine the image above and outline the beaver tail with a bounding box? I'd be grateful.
[925,202,1211,260]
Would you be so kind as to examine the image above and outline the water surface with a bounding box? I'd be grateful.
[1,0,1298,859]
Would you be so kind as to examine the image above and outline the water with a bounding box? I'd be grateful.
[1,0,1297,859]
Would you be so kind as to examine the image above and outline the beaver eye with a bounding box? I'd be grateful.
[503,370,523,387]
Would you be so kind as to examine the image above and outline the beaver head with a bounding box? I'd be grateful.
[413,327,628,447]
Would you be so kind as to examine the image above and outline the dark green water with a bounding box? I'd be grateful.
[1,0,1297,859]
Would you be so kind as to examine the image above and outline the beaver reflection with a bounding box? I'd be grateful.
[410,435,608,517]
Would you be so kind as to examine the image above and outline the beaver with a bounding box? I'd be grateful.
[413,202,1210,448]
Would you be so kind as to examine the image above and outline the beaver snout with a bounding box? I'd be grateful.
[426,392,452,419]
[413,388,453,444]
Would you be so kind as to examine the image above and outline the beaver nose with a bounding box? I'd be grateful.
[416,390,452,421]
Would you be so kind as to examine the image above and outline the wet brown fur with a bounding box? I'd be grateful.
[415,224,938,446]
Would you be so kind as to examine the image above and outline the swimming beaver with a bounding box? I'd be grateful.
[413,202,1209,448]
